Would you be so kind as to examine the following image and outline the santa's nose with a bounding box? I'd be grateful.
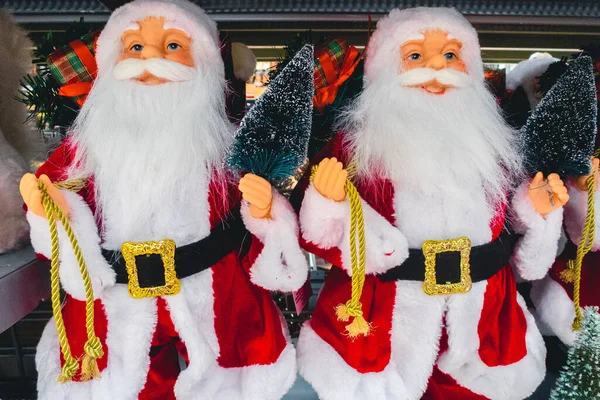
[140,45,164,60]
[426,54,448,70]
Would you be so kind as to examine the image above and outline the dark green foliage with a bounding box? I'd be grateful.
[268,32,312,83]
[521,56,597,177]
[538,58,569,96]
[18,19,94,129]
[502,86,531,130]
[227,45,314,182]
[550,307,600,400]
[16,73,79,129]
[35,18,93,61]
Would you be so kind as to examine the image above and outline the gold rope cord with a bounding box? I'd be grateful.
[311,160,371,338]
[560,153,598,330]
[55,179,87,193]
[39,178,103,382]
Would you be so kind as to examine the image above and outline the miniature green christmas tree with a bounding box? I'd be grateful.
[550,307,600,400]
[227,44,314,182]
[521,56,597,177]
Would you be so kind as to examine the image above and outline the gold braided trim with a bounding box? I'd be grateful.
[311,159,371,338]
[39,178,103,382]
[561,171,595,331]
[54,179,87,192]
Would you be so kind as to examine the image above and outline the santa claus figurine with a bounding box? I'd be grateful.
[531,156,600,346]
[296,8,567,400]
[19,0,307,399]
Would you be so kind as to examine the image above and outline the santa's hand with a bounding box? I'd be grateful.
[574,157,599,192]
[20,174,70,219]
[239,173,273,219]
[314,157,347,202]
[528,172,569,216]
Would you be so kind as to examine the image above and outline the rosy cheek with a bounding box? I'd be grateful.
[167,52,194,67]
[450,60,467,73]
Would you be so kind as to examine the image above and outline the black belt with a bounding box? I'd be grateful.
[102,210,250,287]
[379,230,519,284]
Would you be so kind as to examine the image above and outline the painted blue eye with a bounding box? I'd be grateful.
[409,53,421,60]
[130,44,143,52]
[444,52,456,60]
[167,43,181,51]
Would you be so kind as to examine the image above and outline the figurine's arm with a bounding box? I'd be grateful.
[21,173,116,300]
[239,174,308,292]
[564,157,600,251]
[299,158,408,275]
[510,173,567,280]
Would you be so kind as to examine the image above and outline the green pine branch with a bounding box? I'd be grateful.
[16,72,79,129]
[550,307,600,400]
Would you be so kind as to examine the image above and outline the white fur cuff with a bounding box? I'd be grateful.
[26,190,116,300]
[299,184,349,250]
[241,191,308,292]
[564,182,600,251]
[510,182,563,281]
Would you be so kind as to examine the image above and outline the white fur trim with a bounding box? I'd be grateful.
[166,269,297,400]
[506,57,558,108]
[564,182,600,251]
[241,191,308,292]
[390,280,446,399]
[438,281,546,400]
[299,184,348,249]
[231,42,257,82]
[366,8,484,83]
[102,287,157,399]
[36,286,157,400]
[166,269,219,396]
[530,276,577,346]
[506,57,558,91]
[297,323,408,400]
[26,190,116,300]
[95,0,221,79]
[510,181,564,280]
[300,183,409,275]
[36,320,111,400]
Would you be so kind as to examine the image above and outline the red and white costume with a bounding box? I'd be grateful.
[26,2,307,399]
[296,8,564,400]
[531,181,600,346]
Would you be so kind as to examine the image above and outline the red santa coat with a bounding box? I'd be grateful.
[295,135,563,400]
[28,139,306,400]
[531,181,600,347]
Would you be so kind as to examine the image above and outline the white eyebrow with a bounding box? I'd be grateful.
[123,21,140,32]
[164,20,190,36]
[406,32,425,41]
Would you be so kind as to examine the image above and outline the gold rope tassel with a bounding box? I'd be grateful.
[560,169,596,331]
[39,178,104,382]
[311,161,371,338]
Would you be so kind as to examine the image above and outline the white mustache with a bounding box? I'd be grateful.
[397,68,470,88]
[113,58,197,82]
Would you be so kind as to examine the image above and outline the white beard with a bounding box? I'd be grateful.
[342,70,522,209]
[341,71,523,246]
[68,67,234,249]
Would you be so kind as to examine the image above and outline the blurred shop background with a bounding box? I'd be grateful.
[0,0,599,398]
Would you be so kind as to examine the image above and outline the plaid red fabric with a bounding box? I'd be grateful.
[314,39,349,89]
[47,31,100,105]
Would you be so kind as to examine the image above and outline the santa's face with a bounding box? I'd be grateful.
[114,16,196,85]
[398,29,468,94]
[68,11,233,245]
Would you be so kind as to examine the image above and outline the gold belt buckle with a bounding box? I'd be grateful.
[121,239,181,299]
[422,236,472,296]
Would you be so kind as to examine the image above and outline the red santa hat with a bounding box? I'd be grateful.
[365,7,484,82]
[95,0,221,77]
